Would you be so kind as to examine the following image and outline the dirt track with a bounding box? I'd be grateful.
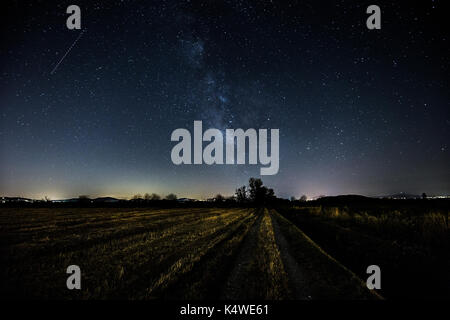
[270,213,312,299]
[221,209,378,300]
[221,209,312,299]
[220,211,264,299]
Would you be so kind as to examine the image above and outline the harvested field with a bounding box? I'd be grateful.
[0,207,379,299]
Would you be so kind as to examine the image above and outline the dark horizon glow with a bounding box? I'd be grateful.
[1,1,449,200]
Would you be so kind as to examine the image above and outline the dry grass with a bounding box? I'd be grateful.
[0,207,255,299]
[255,209,290,299]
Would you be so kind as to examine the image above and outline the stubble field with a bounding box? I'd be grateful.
[0,207,378,300]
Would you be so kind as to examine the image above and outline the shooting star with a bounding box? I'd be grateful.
[50,28,86,75]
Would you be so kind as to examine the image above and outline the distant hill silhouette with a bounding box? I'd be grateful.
[381,193,422,199]
[0,197,33,203]
[93,197,120,203]
[315,194,373,205]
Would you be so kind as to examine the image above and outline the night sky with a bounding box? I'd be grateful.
[1,0,449,200]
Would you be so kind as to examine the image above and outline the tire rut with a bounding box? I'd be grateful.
[270,211,313,300]
[220,211,263,299]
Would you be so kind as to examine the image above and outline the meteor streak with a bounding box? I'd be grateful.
[50,29,86,75]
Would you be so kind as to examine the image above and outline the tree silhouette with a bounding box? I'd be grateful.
[248,178,276,205]
[235,186,248,203]
[165,193,177,201]
[248,178,263,202]
[150,193,161,201]
[132,194,142,200]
